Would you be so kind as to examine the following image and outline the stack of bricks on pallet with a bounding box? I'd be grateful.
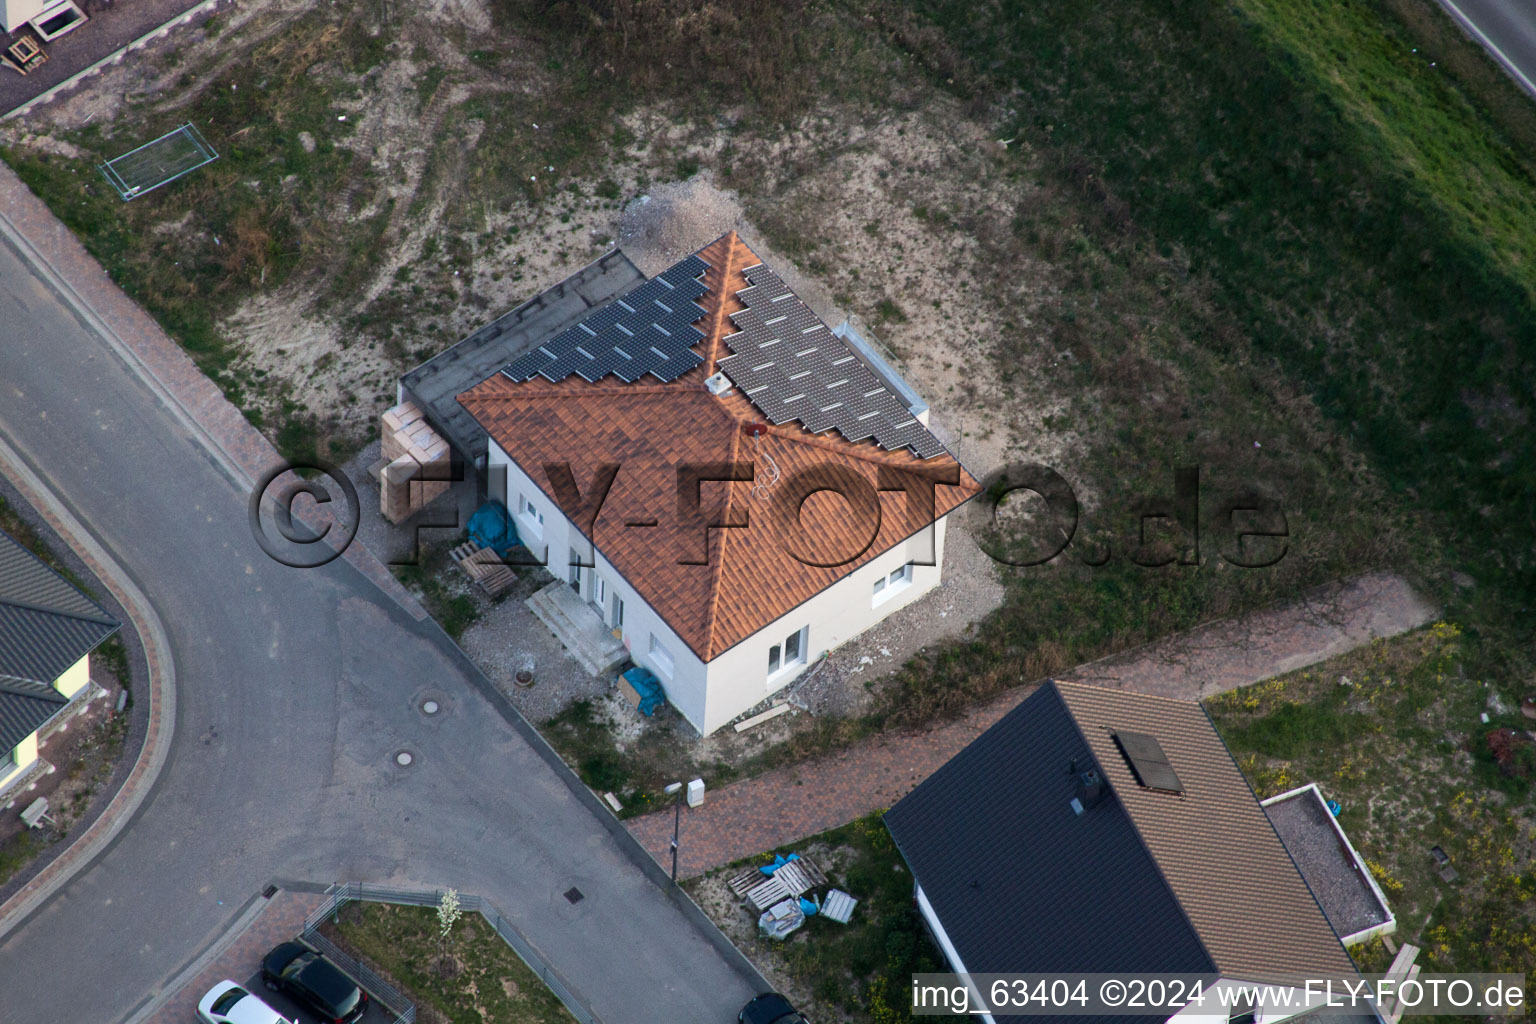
[380,400,450,523]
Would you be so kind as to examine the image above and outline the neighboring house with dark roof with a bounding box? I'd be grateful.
[0,529,119,801]
[885,681,1374,1024]
[454,232,979,733]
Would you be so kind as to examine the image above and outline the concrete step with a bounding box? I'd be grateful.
[526,581,627,678]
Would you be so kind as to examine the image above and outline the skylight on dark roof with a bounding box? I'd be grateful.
[1113,730,1185,793]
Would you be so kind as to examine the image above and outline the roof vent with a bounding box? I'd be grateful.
[1112,730,1185,793]
[1072,768,1106,814]
[705,370,732,395]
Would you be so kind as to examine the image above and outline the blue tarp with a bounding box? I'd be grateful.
[622,666,666,716]
[468,500,519,556]
[758,853,801,877]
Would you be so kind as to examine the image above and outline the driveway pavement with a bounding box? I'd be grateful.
[0,164,760,1022]
[629,572,1436,878]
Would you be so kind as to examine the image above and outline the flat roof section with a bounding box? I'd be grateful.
[1263,783,1395,944]
[400,249,645,462]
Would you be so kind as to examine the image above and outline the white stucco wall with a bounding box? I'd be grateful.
[1,0,45,33]
[488,439,953,734]
[695,516,946,733]
[54,653,90,699]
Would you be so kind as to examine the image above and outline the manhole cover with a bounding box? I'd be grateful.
[421,699,440,715]
[563,887,584,904]
[395,750,414,767]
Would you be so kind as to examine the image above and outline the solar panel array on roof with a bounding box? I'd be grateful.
[1113,730,1185,793]
[717,264,946,459]
[501,255,710,384]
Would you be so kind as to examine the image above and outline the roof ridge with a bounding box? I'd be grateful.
[698,236,751,657]
[0,531,118,625]
[1056,680,1199,707]
[0,594,119,628]
[0,675,67,703]
[1048,681,1221,974]
[700,231,745,378]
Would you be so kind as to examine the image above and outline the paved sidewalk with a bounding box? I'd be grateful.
[0,152,425,943]
[127,889,323,1024]
[0,160,424,622]
[627,571,1437,878]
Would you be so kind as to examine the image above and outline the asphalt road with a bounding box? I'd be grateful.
[0,235,758,1020]
[1434,0,1536,97]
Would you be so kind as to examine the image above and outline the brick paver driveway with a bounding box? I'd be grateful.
[629,571,1436,878]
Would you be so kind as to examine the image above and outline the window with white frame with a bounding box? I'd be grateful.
[648,633,675,678]
[567,551,582,594]
[518,494,545,539]
[767,625,808,681]
[872,561,915,606]
[612,595,625,628]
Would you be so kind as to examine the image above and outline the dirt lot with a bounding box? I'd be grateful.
[0,0,1060,489]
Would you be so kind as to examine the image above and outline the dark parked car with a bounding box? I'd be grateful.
[739,992,810,1024]
[261,941,369,1024]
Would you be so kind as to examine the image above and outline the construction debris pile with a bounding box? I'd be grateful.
[379,400,451,523]
[727,852,858,940]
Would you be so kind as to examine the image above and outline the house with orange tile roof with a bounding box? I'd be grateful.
[454,233,980,733]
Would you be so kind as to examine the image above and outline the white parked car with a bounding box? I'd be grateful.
[196,980,295,1024]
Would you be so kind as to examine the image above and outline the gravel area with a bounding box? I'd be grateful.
[786,497,1004,719]
[458,587,614,723]
[1264,788,1390,937]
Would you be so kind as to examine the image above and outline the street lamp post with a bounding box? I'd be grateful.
[664,781,684,884]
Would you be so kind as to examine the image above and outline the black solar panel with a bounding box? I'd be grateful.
[717,264,947,459]
[1113,731,1185,793]
[502,256,709,385]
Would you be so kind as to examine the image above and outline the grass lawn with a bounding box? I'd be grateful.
[890,0,1536,660]
[1207,623,1536,981]
[326,902,574,1024]
[0,831,42,890]
[686,813,940,1024]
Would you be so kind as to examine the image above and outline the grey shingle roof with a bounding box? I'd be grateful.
[885,684,1214,1019]
[0,676,67,754]
[0,530,119,752]
[886,681,1357,1023]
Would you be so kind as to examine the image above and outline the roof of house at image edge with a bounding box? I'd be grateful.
[459,232,980,662]
[0,530,119,753]
[884,681,1358,1020]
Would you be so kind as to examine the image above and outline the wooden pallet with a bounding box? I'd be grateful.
[450,542,516,597]
[729,854,827,903]
[822,889,858,924]
[3,36,47,76]
[742,859,828,912]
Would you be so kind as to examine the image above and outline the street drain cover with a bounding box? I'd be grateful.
[421,699,440,715]
[395,750,414,767]
[563,887,584,904]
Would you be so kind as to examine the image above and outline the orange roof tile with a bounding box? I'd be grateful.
[460,233,980,661]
